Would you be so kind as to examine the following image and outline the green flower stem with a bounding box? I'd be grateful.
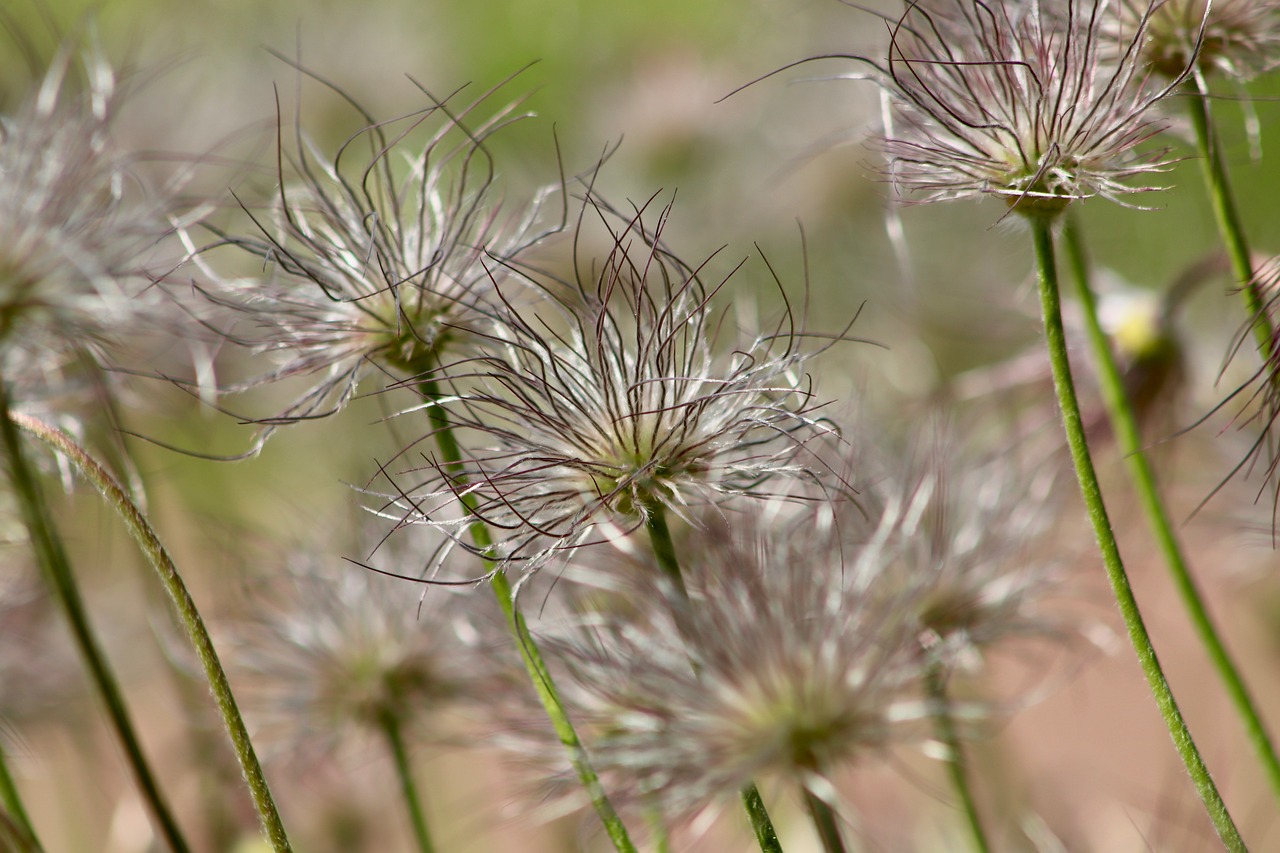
[1063,217,1280,803]
[378,710,435,853]
[923,665,988,853]
[417,378,638,853]
[801,790,846,853]
[738,787,784,853]
[645,808,673,853]
[1029,219,1245,851]
[1186,78,1275,362]
[0,747,42,853]
[8,414,292,852]
[641,499,785,853]
[0,387,191,853]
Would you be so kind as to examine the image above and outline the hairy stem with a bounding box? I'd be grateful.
[924,665,989,853]
[1186,78,1275,362]
[1029,218,1244,851]
[418,378,638,853]
[379,710,435,853]
[0,386,191,853]
[9,413,292,851]
[642,498,785,853]
[1063,217,1280,803]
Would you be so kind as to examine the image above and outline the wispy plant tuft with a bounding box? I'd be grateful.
[383,190,842,575]
[188,69,561,451]
[1104,0,1280,82]
[865,0,1185,215]
[0,35,174,405]
[532,499,928,831]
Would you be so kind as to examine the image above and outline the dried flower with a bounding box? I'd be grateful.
[534,501,927,825]
[383,192,840,573]
[226,540,503,761]
[191,74,559,446]
[867,0,1183,215]
[1106,0,1280,81]
[860,435,1069,673]
[0,39,171,400]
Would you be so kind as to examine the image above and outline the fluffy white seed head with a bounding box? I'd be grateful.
[385,192,841,574]
[0,40,171,401]
[1107,0,1280,81]
[225,544,503,761]
[525,501,929,825]
[859,436,1068,673]
[192,76,559,443]
[871,0,1182,215]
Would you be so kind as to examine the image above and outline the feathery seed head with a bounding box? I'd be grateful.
[0,40,170,397]
[1108,0,1280,81]
[227,547,498,759]
[196,75,558,436]
[862,438,1066,672]
[537,502,927,822]
[871,0,1181,215]
[389,192,839,572]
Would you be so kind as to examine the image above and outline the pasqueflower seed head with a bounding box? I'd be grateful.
[538,502,927,824]
[194,76,558,442]
[870,0,1182,216]
[1106,0,1280,81]
[0,40,170,399]
[226,544,499,761]
[386,191,839,573]
[860,436,1067,673]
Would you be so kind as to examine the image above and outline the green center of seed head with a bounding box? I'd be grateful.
[740,682,880,775]
[1142,10,1246,80]
[917,583,984,645]
[1003,169,1075,219]
[333,649,453,730]
[586,438,713,518]
[374,295,452,379]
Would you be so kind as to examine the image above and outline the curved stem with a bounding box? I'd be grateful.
[924,665,989,853]
[0,386,191,853]
[379,710,435,853]
[1063,217,1280,803]
[1028,218,1245,851]
[0,747,42,853]
[418,379,639,853]
[1186,78,1275,361]
[8,413,292,852]
[641,499,784,853]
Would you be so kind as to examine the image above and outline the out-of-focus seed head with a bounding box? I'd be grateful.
[532,502,927,824]
[194,72,560,443]
[1108,1,1280,81]
[0,568,79,731]
[386,191,840,574]
[862,436,1067,673]
[226,542,500,760]
[0,38,170,400]
[868,0,1182,215]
